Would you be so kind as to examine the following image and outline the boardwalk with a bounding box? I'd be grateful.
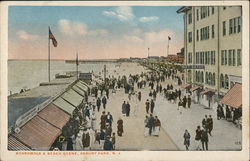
[93,63,178,150]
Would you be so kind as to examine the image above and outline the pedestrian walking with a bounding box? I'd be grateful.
[182,96,187,108]
[207,115,213,136]
[75,133,83,150]
[145,99,150,114]
[153,116,161,136]
[202,115,208,130]
[187,95,191,108]
[150,99,155,114]
[144,115,149,136]
[66,136,73,150]
[201,127,209,150]
[183,129,191,150]
[106,112,113,126]
[126,101,131,117]
[100,111,107,130]
[138,91,142,101]
[82,128,91,150]
[96,97,101,112]
[103,136,113,150]
[122,101,127,116]
[102,96,107,110]
[112,133,116,150]
[195,126,202,150]
[217,105,221,120]
[117,118,124,136]
[148,114,154,136]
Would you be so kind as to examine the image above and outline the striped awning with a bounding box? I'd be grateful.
[12,116,61,150]
[200,90,215,95]
[220,83,242,108]
[8,135,31,151]
[38,103,70,130]
[190,86,202,92]
[180,83,191,89]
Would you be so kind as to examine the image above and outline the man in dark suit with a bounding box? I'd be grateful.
[201,127,209,150]
[148,114,154,136]
[126,102,130,117]
[150,99,155,114]
[106,112,113,126]
[102,96,107,110]
[207,115,213,136]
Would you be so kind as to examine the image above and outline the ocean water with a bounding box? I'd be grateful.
[8,60,118,94]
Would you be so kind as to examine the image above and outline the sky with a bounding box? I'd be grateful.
[9,6,184,60]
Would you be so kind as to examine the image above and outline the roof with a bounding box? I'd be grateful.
[8,135,31,151]
[190,86,202,92]
[12,116,61,150]
[200,90,215,95]
[220,83,242,108]
[180,83,191,89]
[8,97,49,128]
[177,6,192,13]
[38,103,70,129]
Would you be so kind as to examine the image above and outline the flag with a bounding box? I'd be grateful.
[76,53,79,66]
[49,27,58,47]
[168,36,171,40]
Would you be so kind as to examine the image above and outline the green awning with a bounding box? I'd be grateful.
[61,89,83,107]
[53,97,75,115]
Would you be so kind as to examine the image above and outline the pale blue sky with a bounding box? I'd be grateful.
[9,6,184,60]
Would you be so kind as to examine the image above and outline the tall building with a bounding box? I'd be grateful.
[177,6,242,109]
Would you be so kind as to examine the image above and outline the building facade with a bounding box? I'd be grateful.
[177,6,242,109]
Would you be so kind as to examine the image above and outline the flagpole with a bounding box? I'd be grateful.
[167,38,169,57]
[76,52,79,80]
[48,26,51,82]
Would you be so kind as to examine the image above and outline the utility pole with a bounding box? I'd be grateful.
[104,65,106,84]
[148,48,150,58]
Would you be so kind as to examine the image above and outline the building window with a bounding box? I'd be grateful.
[212,7,214,14]
[224,50,227,65]
[232,49,236,66]
[207,26,210,39]
[229,17,241,35]
[220,74,224,88]
[212,25,215,38]
[223,6,226,10]
[237,49,242,66]
[207,51,210,65]
[208,72,212,85]
[233,18,237,33]
[212,73,216,86]
[201,71,204,83]
[221,50,224,65]
[223,21,226,36]
[188,52,192,64]
[229,19,233,34]
[201,6,210,19]
[188,70,192,82]
[197,9,199,21]
[196,52,198,64]
[237,17,242,33]
[228,50,232,66]
[213,51,216,65]
[205,72,208,84]
[188,13,192,24]
[188,32,192,43]
[205,51,208,64]
[225,74,229,89]
[210,51,213,65]
[197,30,199,41]
[200,52,203,64]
